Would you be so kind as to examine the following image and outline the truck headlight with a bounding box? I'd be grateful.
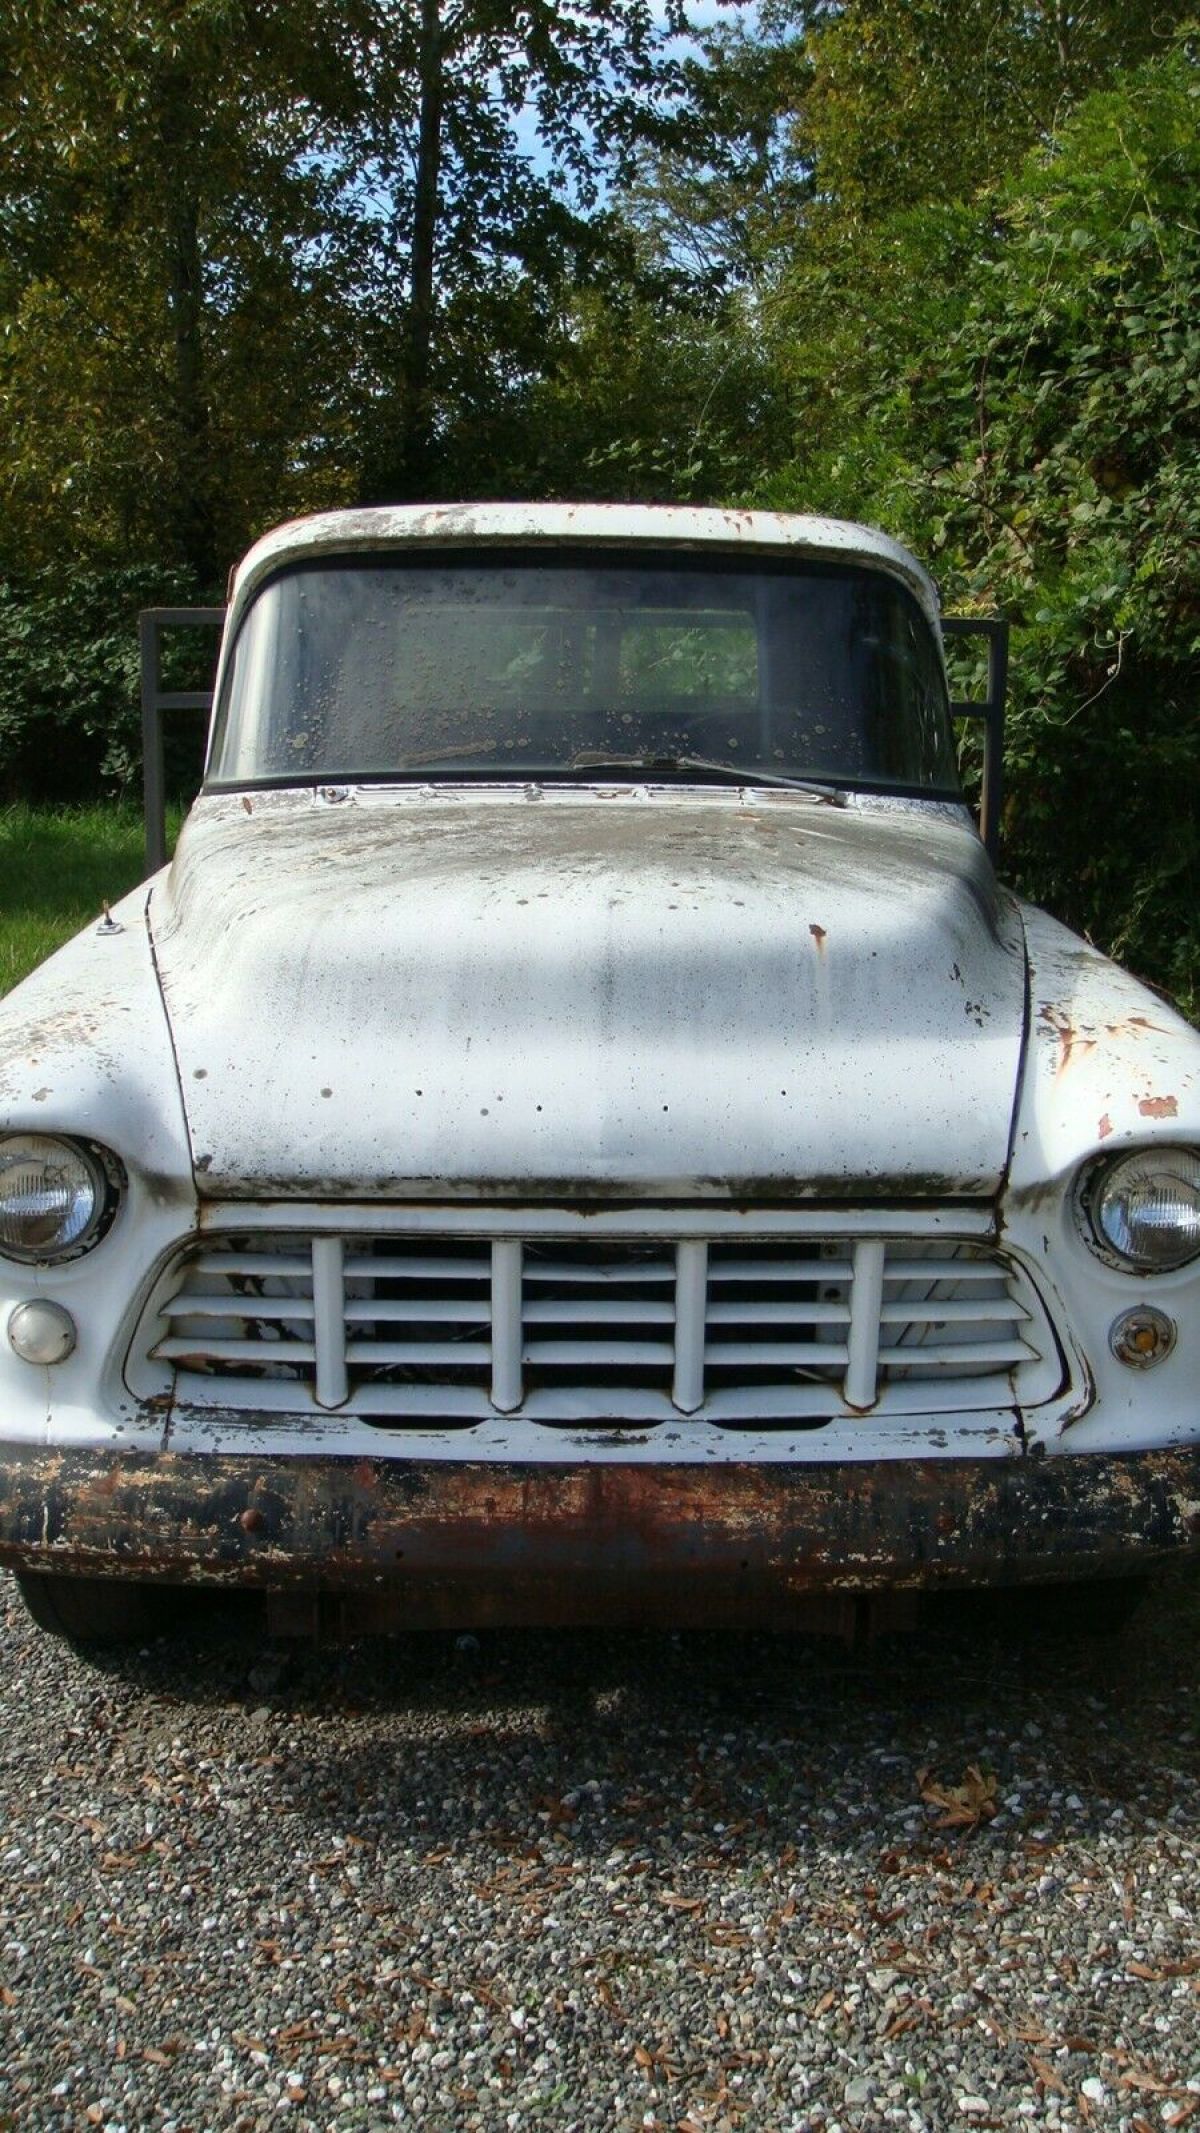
[0,1135,120,1263]
[1085,1147,1200,1272]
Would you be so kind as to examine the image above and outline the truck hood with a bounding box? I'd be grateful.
[150,787,1028,1200]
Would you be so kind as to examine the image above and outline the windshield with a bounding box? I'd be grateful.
[207,549,959,794]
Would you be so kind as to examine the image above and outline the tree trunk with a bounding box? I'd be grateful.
[407,0,444,481]
[160,58,217,584]
[365,0,444,501]
[165,185,218,584]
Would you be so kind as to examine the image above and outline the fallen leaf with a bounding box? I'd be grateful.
[659,1892,704,1912]
[1118,2068,1186,2096]
[916,1764,999,1831]
[1030,2057,1067,2096]
[882,2007,924,2041]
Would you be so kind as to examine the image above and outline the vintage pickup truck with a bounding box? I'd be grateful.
[1,503,1197,1642]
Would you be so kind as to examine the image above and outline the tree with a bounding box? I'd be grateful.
[345,0,695,500]
[0,0,365,583]
[0,0,712,570]
[780,0,1197,218]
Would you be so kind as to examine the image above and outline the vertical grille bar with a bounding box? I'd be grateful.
[491,1240,524,1412]
[311,1237,349,1409]
[843,1238,886,1410]
[672,1240,708,1414]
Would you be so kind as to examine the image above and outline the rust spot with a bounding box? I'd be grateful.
[1098,1113,1113,1140]
[809,923,827,953]
[1138,1094,1178,1119]
[1039,1004,1097,1078]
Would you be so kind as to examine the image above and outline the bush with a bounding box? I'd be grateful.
[0,563,209,804]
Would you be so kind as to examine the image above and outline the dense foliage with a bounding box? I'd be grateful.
[756,40,1200,1010]
[0,2,1195,1006]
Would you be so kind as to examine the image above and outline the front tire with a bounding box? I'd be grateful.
[15,1572,183,1645]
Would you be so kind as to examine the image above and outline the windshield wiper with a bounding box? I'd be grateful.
[563,751,848,800]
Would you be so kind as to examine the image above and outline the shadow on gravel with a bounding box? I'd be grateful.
[57,1568,1200,1845]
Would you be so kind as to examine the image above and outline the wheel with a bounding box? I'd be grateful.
[15,1572,183,1645]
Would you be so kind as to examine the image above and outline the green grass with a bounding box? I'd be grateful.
[0,803,159,997]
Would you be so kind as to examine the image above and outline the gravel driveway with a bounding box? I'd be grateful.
[2,1575,1199,2133]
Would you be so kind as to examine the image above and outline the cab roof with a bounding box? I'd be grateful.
[228,503,942,634]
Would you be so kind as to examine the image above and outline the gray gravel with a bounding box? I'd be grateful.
[2,1576,1200,2133]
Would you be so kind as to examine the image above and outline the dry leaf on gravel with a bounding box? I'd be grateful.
[916,1764,999,1830]
[1030,2056,1068,2096]
[1118,2068,1190,2097]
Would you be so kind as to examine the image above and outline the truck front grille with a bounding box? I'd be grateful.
[132,1218,1062,1425]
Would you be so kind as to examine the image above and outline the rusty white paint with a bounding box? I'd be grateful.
[0,507,1197,1519]
[150,785,1024,1201]
[997,902,1200,1456]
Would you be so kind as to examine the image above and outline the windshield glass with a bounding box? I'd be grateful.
[208,550,958,794]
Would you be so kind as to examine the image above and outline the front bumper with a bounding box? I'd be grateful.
[2,1444,1199,1627]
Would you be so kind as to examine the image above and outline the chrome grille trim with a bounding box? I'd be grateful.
[131,1215,1064,1426]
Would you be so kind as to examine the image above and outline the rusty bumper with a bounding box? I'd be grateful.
[1,1444,1200,1627]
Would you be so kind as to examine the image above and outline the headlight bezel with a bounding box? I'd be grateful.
[0,1133,125,1266]
[1079,1144,1200,1275]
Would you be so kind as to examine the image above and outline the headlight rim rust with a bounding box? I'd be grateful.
[1078,1143,1200,1276]
[0,1132,125,1266]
